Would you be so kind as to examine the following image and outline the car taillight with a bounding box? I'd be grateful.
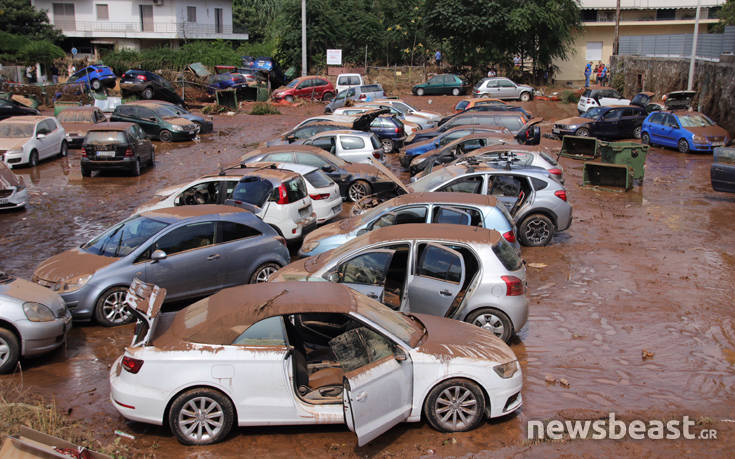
[359,94,367,100]
[124,147,134,157]
[502,231,516,243]
[501,275,523,296]
[549,168,562,176]
[276,184,290,204]
[81,147,87,158]
[554,190,567,201]
[372,151,381,159]
[121,356,143,374]
[310,193,330,200]
[587,98,594,104]
[394,127,400,134]
[136,74,147,81]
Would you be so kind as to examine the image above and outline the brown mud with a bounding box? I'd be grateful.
[1,96,734,457]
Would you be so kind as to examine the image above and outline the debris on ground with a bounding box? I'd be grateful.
[642,349,655,360]
[528,263,548,268]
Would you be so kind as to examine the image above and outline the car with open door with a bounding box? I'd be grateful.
[274,224,527,343]
[407,134,511,176]
[265,109,388,148]
[110,280,523,445]
[302,129,384,164]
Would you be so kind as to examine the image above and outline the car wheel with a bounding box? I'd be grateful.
[94,286,134,327]
[519,213,554,247]
[381,138,394,154]
[250,262,281,283]
[58,140,68,158]
[678,138,690,154]
[149,149,155,167]
[0,328,20,374]
[142,87,155,99]
[322,92,334,101]
[633,126,642,139]
[641,132,651,145]
[285,95,294,103]
[169,388,234,445]
[465,308,513,342]
[520,92,531,102]
[424,379,486,433]
[81,166,91,177]
[91,79,102,91]
[29,150,39,167]
[451,88,460,96]
[159,130,173,142]
[131,158,141,176]
[416,88,425,96]
[574,127,590,137]
[347,180,372,202]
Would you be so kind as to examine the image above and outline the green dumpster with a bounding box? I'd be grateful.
[583,162,632,190]
[54,101,82,116]
[597,142,648,181]
[216,89,238,110]
[559,135,599,160]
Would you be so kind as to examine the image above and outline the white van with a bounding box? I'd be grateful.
[335,73,364,94]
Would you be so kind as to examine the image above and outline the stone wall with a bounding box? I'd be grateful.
[610,55,735,137]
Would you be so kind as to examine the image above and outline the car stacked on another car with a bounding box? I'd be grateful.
[111,103,199,142]
[0,116,67,168]
[56,106,108,148]
[399,126,514,168]
[81,122,155,177]
[302,130,384,164]
[32,205,290,326]
[553,105,647,139]
[265,110,387,147]
[405,113,541,147]
[271,76,335,102]
[324,84,385,113]
[66,65,117,91]
[408,133,511,176]
[412,74,470,96]
[207,72,249,94]
[335,73,364,93]
[0,162,27,209]
[120,70,186,106]
[370,99,442,125]
[576,87,629,114]
[472,77,534,102]
[453,97,505,114]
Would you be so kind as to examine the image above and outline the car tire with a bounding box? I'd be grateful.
[381,138,394,154]
[81,166,91,177]
[518,213,555,247]
[250,262,281,284]
[159,130,173,142]
[91,79,102,91]
[58,140,68,158]
[322,92,334,101]
[169,388,234,446]
[633,126,642,139]
[131,158,141,176]
[520,92,531,102]
[285,95,294,103]
[424,378,486,433]
[416,88,425,96]
[678,138,690,154]
[94,286,134,327]
[29,150,39,167]
[0,328,20,374]
[149,149,155,167]
[641,132,651,145]
[465,308,513,342]
[451,88,460,96]
[347,180,372,202]
[574,127,590,137]
[142,87,154,99]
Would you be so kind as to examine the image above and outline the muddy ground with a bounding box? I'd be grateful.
[1,95,734,458]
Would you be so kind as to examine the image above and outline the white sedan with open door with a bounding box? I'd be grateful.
[110,280,523,446]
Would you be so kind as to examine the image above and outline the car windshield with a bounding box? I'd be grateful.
[57,110,96,123]
[0,123,34,138]
[85,131,126,145]
[678,114,715,128]
[82,216,169,258]
[409,168,457,192]
[286,79,299,88]
[581,107,606,119]
[353,292,423,347]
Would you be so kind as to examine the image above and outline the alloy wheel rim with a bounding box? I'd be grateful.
[178,396,224,442]
[381,139,392,154]
[678,140,688,153]
[435,386,478,430]
[525,219,550,244]
[349,183,368,201]
[0,337,9,365]
[633,127,641,139]
[61,143,68,156]
[256,266,277,283]
[472,313,505,337]
[102,291,131,324]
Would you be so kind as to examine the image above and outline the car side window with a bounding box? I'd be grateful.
[433,206,482,226]
[232,316,287,346]
[490,175,522,197]
[218,221,261,243]
[150,222,216,256]
[294,153,328,168]
[498,79,514,88]
[666,115,680,129]
[135,107,155,120]
[438,175,484,194]
[330,326,394,372]
[622,108,636,117]
[415,244,462,283]
[337,250,393,286]
[36,121,50,135]
[603,110,622,121]
[175,181,221,206]
[649,113,663,125]
[116,106,133,117]
[309,136,334,152]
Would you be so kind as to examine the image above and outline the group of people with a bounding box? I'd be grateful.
[584,61,608,87]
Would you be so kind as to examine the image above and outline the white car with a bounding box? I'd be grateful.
[0,162,28,209]
[0,116,67,168]
[332,106,420,136]
[302,130,384,164]
[576,87,630,114]
[110,280,523,446]
[371,99,442,125]
[275,163,342,224]
[335,73,364,94]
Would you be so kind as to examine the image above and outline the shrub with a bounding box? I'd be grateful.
[249,102,280,115]
[101,41,243,74]
[560,90,579,104]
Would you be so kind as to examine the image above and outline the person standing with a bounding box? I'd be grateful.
[435,49,442,68]
[600,64,608,86]
[487,67,497,78]
[584,62,592,88]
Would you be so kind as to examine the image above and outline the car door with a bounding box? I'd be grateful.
[132,106,161,137]
[594,109,622,138]
[406,243,465,317]
[131,124,153,159]
[216,220,268,287]
[141,221,223,300]
[174,179,222,206]
[646,113,664,144]
[497,79,516,99]
[332,249,395,301]
[338,326,413,446]
[484,79,500,98]
[426,75,443,95]
[34,120,54,158]
[711,149,735,193]
[295,79,313,99]
[488,174,523,210]
[435,174,486,194]
[662,114,682,148]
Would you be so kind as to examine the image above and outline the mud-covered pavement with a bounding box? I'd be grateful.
[1,96,734,457]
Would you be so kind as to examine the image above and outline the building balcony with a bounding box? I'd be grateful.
[54,20,248,40]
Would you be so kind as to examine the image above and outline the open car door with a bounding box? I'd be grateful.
[407,243,465,317]
[367,156,409,194]
[712,148,735,193]
[123,278,166,347]
[335,248,396,302]
[332,327,413,446]
[515,117,542,145]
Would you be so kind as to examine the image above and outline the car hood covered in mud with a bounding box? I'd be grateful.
[0,139,27,151]
[33,248,116,284]
[555,116,593,127]
[0,276,65,314]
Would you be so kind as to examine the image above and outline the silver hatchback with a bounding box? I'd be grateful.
[272,223,528,343]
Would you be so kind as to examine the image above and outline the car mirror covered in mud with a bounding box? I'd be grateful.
[151,249,167,261]
[325,271,341,283]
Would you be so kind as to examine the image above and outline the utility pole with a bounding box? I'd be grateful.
[688,0,701,91]
[301,0,307,76]
[613,0,621,55]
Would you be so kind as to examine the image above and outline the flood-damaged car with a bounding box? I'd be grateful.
[711,147,735,193]
[56,106,108,148]
[0,162,27,209]
[0,271,71,373]
[299,192,518,257]
[407,134,511,176]
[264,109,388,147]
[32,205,290,326]
[273,224,528,342]
[399,126,514,168]
[110,280,522,445]
[405,114,541,148]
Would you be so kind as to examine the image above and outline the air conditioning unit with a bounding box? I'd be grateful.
[152,0,164,6]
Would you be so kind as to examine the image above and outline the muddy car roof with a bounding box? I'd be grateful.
[236,163,302,181]
[386,191,498,208]
[316,129,370,136]
[87,122,136,131]
[58,106,99,112]
[140,204,247,221]
[0,116,48,124]
[467,144,544,155]
[151,282,363,347]
[242,144,339,161]
[361,223,500,245]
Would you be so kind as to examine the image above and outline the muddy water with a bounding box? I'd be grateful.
[1,98,734,457]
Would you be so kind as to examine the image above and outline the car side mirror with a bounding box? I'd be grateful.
[394,347,408,361]
[36,133,46,139]
[151,249,167,262]
[321,164,335,172]
[325,271,340,283]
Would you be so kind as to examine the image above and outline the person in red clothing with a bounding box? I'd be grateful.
[597,62,603,85]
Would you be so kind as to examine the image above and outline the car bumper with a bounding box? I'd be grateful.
[551,127,577,138]
[65,135,85,148]
[281,213,318,240]
[486,373,523,418]
[3,151,28,167]
[313,196,343,224]
[691,142,721,152]
[109,357,167,425]
[16,311,72,357]
[0,188,28,209]
[81,157,138,170]
[55,286,95,320]
[169,129,198,141]
[556,205,573,232]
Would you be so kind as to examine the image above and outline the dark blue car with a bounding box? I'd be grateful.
[399,126,506,167]
[207,73,248,94]
[641,111,731,154]
[370,115,406,153]
[66,65,117,91]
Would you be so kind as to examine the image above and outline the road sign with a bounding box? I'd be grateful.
[71,47,78,56]
[326,49,342,66]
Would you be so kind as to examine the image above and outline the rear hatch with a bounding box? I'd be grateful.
[123,278,166,347]
[83,130,128,160]
[664,90,696,110]
[275,176,313,225]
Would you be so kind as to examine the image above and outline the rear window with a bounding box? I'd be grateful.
[340,136,365,150]
[278,177,307,202]
[232,177,274,207]
[304,170,333,188]
[492,239,522,271]
[85,131,126,145]
[455,101,469,111]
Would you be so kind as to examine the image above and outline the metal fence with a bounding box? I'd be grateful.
[619,26,735,61]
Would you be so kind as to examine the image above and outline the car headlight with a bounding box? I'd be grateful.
[493,360,519,379]
[301,240,320,253]
[23,302,55,322]
[170,124,184,132]
[692,135,706,143]
[6,149,22,155]
[60,274,92,292]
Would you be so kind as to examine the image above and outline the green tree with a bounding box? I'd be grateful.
[711,0,735,33]
[0,0,63,42]
[18,40,64,67]
[233,0,283,41]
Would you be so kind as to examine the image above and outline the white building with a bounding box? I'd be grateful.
[31,0,248,54]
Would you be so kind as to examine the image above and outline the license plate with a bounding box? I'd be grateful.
[711,142,724,147]
[0,198,7,205]
[97,150,115,157]
[552,128,560,134]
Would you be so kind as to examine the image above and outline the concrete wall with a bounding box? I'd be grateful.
[610,55,735,136]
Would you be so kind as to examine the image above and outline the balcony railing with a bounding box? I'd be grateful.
[54,20,246,37]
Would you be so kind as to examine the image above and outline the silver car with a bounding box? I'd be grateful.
[302,130,384,164]
[407,163,572,246]
[272,223,528,343]
[472,77,534,102]
[299,191,519,257]
[0,272,71,373]
[32,205,290,326]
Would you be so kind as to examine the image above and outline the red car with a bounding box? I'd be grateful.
[271,76,335,102]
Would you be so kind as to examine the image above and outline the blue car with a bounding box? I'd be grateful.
[399,126,509,168]
[66,65,117,91]
[641,111,730,154]
[370,115,406,153]
[207,73,248,94]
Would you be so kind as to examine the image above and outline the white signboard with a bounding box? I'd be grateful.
[326,49,342,66]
